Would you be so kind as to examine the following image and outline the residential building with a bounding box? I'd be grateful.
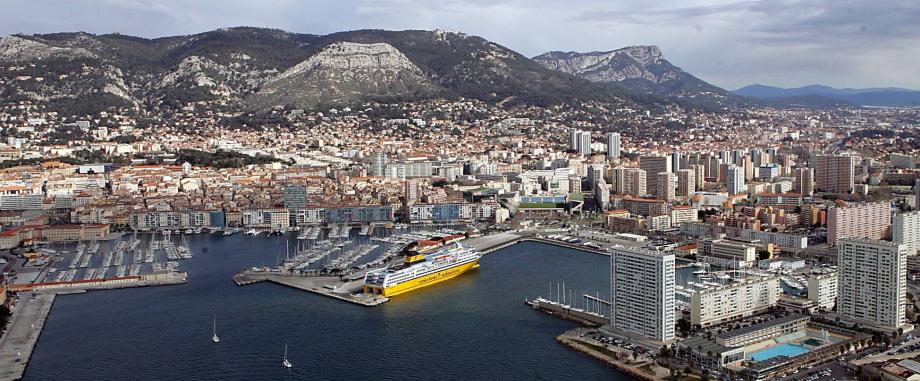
[690,277,780,327]
[676,169,696,197]
[827,202,891,245]
[606,132,620,159]
[739,229,807,249]
[727,165,745,195]
[815,155,857,194]
[837,238,907,329]
[640,156,671,196]
[610,246,675,343]
[242,209,290,230]
[656,172,677,202]
[570,130,592,156]
[793,168,815,196]
[893,211,920,255]
[594,181,610,211]
[807,273,838,311]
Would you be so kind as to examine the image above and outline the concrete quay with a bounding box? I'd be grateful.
[464,231,523,253]
[234,272,388,306]
[0,293,55,381]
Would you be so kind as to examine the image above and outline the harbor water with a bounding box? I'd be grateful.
[24,235,632,380]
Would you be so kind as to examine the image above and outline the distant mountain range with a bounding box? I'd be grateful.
[532,46,740,109]
[0,27,638,113]
[733,84,920,106]
[1,26,912,113]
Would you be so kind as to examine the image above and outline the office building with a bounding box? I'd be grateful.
[701,240,758,269]
[837,238,907,329]
[610,246,675,342]
[640,156,671,196]
[282,185,308,210]
[893,211,920,255]
[606,132,621,159]
[815,155,857,194]
[827,202,891,245]
[793,168,814,196]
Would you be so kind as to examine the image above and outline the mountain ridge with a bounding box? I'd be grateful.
[0,27,640,112]
[734,84,920,106]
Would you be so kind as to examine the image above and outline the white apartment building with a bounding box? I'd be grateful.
[670,206,698,227]
[292,208,326,225]
[610,246,675,343]
[242,209,291,230]
[893,211,920,255]
[807,273,838,311]
[690,277,780,327]
[739,229,808,249]
[606,132,621,159]
[837,238,907,329]
[727,165,746,195]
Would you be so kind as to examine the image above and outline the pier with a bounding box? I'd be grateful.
[525,293,610,327]
[233,272,388,306]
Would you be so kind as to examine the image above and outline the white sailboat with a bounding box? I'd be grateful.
[282,344,292,368]
[211,315,220,343]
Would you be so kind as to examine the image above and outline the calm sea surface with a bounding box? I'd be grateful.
[24,235,633,380]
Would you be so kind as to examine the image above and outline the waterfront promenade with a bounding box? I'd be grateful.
[557,328,670,381]
[0,293,55,381]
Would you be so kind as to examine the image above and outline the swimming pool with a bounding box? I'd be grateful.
[749,343,810,362]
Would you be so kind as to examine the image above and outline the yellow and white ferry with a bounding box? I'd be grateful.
[362,243,481,297]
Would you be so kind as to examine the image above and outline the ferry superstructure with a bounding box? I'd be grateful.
[363,243,481,297]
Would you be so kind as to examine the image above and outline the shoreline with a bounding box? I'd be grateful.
[556,328,670,381]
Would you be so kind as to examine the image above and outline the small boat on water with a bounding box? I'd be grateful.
[282,344,292,368]
[211,315,220,343]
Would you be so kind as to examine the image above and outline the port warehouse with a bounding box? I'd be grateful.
[125,202,502,230]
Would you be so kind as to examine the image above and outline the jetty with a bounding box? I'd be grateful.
[233,272,388,306]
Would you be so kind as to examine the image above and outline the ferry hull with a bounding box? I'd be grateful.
[364,260,480,297]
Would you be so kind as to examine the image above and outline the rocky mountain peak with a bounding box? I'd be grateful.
[276,42,422,81]
[617,45,663,66]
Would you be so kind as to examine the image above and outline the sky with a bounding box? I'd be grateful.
[3,0,919,90]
